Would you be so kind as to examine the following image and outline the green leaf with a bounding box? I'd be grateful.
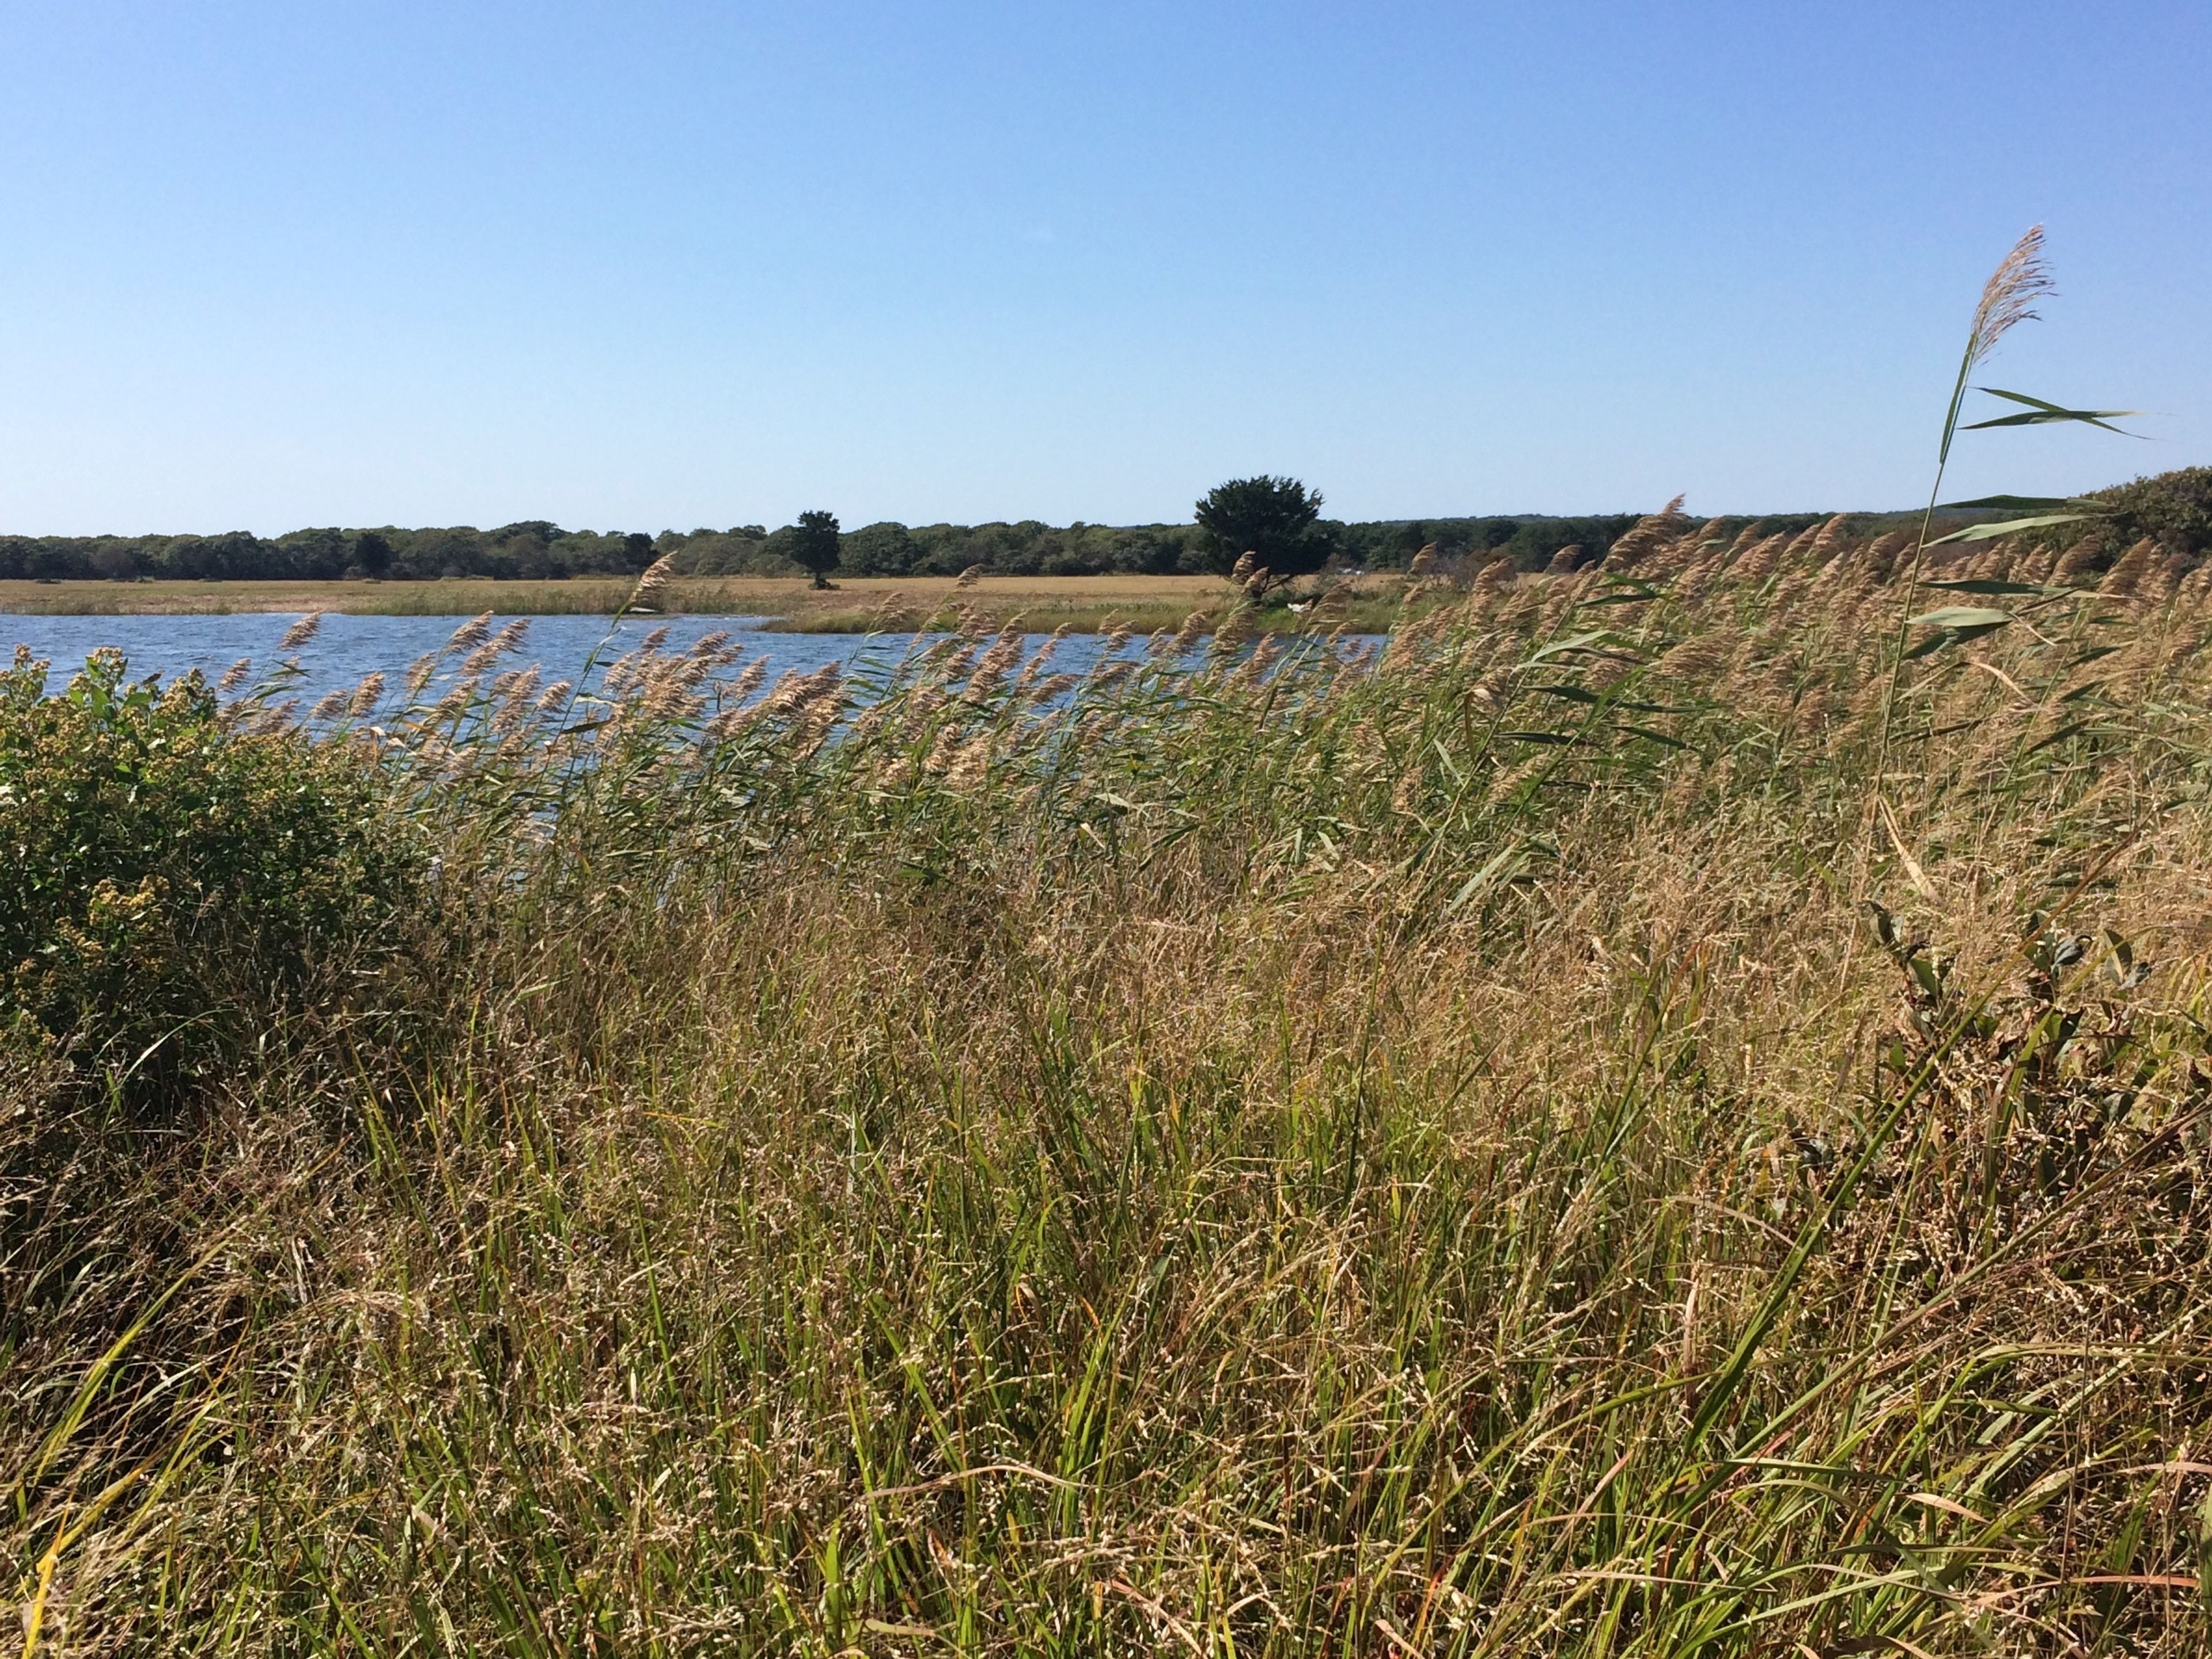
[2024,718,2103,754]
[1619,724,1690,751]
[1524,630,1615,665]
[1907,606,2012,630]
[1531,684,1691,714]
[1926,512,2097,548]
[1919,578,2054,596]
[1959,387,2141,437]
[1903,605,2013,657]
[1936,493,2106,512]
[1443,844,1522,916]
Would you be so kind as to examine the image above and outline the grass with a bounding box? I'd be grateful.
[0,573,1408,632]
[5,508,2210,1654]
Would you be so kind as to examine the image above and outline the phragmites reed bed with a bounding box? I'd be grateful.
[7,479,2212,1652]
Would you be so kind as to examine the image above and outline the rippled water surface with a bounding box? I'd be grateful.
[2,612,1134,706]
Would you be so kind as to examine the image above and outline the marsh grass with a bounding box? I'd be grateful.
[0,574,1264,630]
[5,512,2212,1654]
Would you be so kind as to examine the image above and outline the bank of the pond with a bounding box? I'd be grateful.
[2,571,1398,627]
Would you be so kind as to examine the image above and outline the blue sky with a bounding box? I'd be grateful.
[1,2,2204,535]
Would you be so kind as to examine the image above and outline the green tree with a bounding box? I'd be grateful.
[843,521,916,577]
[1194,476,1333,597]
[791,510,842,588]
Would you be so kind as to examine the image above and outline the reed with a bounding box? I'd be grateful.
[4,513,2207,1654]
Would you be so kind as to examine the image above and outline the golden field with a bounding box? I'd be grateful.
[0,572,1416,633]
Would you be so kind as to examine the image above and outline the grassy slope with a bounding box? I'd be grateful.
[7,519,2212,1653]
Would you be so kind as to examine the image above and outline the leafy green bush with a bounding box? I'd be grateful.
[2092,464,2212,560]
[0,646,422,1093]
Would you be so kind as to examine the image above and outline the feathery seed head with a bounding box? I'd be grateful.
[2099,538,2160,601]
[1968,225,2055,368]
[1601,497,1688,573]
[632,555,676,609]
[2052,537,2103,585]
[726,660,768,703]
[448,612,494,652]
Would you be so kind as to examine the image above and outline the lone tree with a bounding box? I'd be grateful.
[790,510,841,588]
[1194,475,1332,599]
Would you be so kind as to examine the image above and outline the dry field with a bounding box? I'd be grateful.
[0,572,1391,632]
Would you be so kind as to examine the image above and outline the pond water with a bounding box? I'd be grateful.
[1,612,1157,707]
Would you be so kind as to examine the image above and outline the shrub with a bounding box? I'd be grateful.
[0,647,422,1094]
[2093,464,2212,560]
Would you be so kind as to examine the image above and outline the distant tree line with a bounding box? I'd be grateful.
[676,508,1686,581]
[0,513,1668,584]
[0,521,657,584]
[6,465,2202,587]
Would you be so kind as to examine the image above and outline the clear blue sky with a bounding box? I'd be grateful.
[1,2,2204,536]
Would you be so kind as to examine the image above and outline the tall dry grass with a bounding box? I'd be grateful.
[5,514,2211,1654]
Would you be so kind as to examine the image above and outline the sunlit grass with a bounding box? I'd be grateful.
[5,508,2209,1652]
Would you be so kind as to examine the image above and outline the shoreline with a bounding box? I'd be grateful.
[0,573,1412,633]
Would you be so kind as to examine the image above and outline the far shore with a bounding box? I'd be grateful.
[0,573,1414,634]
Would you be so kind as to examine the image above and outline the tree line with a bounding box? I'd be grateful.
[0,509,1657,585]
[17,464,2199,589]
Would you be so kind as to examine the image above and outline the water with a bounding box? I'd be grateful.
[3,613,1389,726]
[1,611,1132,707]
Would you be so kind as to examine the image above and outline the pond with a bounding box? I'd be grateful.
[1,612,1160,709]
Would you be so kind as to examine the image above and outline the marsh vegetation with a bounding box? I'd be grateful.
[6,497,2211,1653]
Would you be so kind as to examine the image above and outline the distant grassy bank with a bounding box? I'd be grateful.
[0,572,1409,632]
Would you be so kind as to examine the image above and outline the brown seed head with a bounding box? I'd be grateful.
[633,555,676,609]
[448,611,494,652]
[1967,225,2055,368]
